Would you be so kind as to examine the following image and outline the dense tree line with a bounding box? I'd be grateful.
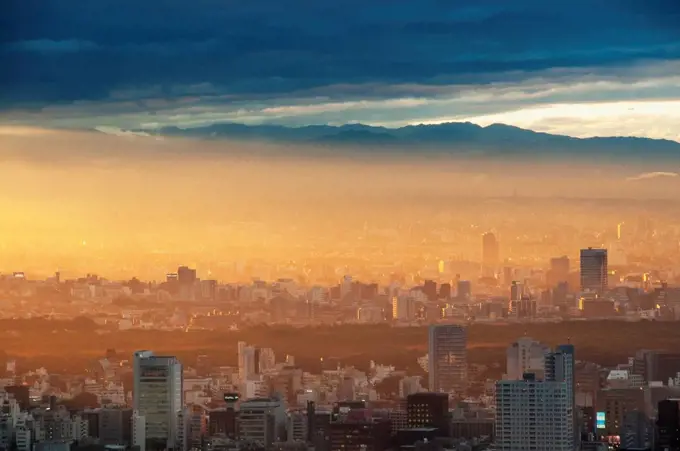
[2,320,677,375]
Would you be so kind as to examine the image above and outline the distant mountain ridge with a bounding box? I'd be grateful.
[136,121,680,157]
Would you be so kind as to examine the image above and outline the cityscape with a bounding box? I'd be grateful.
[3,1,680,451]
[2,239,680,451]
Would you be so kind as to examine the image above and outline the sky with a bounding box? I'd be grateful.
[1,0,680,140]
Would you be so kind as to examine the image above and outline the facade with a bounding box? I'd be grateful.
[595,387,646,437]
[133,350,183,450]
[406,393,449,435]
[580,248,608,293]
[328,419,391,451]
[99,408,133,445]
[545,344,577,446]
[656,399,680,451]
[286,411,307,442]
[237,397,286,448]
[238,342,257,383]
[495,374,573,451]
[482,232,500,277]
[505,337,549,380]
[427,324,467,395]
[620,410,650,449]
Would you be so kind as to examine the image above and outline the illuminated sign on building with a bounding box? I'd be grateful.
[596,411,606,429]
[224,393,240,403]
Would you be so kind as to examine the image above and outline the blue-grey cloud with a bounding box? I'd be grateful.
[1,0,680,108]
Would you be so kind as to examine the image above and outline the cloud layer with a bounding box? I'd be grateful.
[2,0,680,139]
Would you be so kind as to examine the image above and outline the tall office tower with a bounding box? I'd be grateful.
[438,283,452,300]
[423,280,437,302]
[657,400,680,451]
[428,325,467,395]
[177,266,197,285]
[481,232,499,276]
[456,280,471,300]
[133,351,183,451]
[177,266,197,300]
[549,256,571,287]
[237,342,256,382]
[505,337,550,380]
[495,373,573,451]
[580,248,608,293]
[510,281,525,301]
[545,344,577,447]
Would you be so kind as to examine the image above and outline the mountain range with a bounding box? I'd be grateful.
[132,122,680,158]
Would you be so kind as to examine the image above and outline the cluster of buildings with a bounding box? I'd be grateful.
[3,236,680,330]
[2,318,680,451]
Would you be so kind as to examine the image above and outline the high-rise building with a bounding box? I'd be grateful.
[423,280,437,302]
[505,337,550,380]
[238,397,286,448]
[133,351,183,451]
[237,342,257,382]
[580,248,608,293]
[456,280,471,300]
[495,373,573,451]
[657,399,680,451]
[620,410,650,450]
[177,266,197,285]
[438,283,452,300]
[482,232,499,276]
[428,324,467,395]
[392,296,416,321]
[510,281,525,301]
[549,256,571,287]
[546,344,577,446]
[595,387,646,437]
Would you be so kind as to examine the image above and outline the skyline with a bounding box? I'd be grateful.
[2,1,680,141]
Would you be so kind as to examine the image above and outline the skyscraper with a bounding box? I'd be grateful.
[549,256,570,287]
[482,232,499,277]
[545,344,577,447]
[580,248,608,293]
[237,341,257,382]
[133,351,183,451]
[428,324,467,395]
[657,399,680,451]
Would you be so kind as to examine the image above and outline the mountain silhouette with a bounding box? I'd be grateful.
[142,122,680,158]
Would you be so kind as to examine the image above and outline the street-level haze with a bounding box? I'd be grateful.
[1,127,679,281]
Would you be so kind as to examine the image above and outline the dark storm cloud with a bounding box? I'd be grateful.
[1,0,679,107]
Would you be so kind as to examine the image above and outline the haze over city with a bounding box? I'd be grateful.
[2,1,680,451]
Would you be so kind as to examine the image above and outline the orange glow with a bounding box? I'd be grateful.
[1,127,679,283]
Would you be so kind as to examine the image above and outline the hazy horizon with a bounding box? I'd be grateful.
[1,127,679,281]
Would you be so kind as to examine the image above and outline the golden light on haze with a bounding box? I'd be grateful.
[1,127,679,282]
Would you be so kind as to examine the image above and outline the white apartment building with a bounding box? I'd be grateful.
[505,337,550,380]
[495,375,573,451]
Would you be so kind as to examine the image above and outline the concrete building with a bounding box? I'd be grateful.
[133,350,183,450]
[545,344,577,447]
[580,248,608,293]
[428,324,467,395]
[99,408,133,446]
[132,412,146,451]
[505,337,549,380]
[286,410,307,442]
[495,373,573,451]
[237,397,286,447]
